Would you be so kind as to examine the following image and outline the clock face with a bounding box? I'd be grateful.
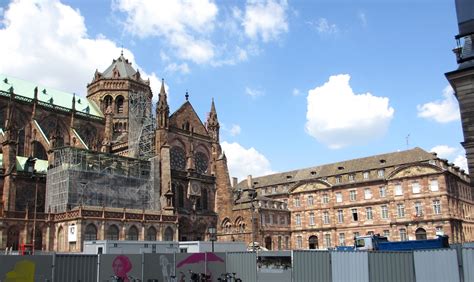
[195,152,208,174]
[170,146,186,170]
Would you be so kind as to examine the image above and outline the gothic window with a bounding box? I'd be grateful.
[177,185,185,208]
[195,152,208,174]
[57,226,65,251]
[33,141,47,160]
[164,227,174,241]
[115,96,124,114]
[103,95,113,111]
[107,225,119,240]
[127,226,139,240]
[17,128,25,156]
[201,188,208,210]
[84,224,97,241]
[146,227,157,241]
[170,146,186,170]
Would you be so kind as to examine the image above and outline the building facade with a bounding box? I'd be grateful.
[227,148,473,250]
[0,54,232,252]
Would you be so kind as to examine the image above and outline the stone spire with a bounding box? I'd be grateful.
[206,98,220,142]
[156,79,169,129]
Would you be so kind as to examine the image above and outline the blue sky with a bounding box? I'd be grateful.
[0,0,466,180]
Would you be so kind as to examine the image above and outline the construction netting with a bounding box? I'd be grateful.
[45,147,160,213]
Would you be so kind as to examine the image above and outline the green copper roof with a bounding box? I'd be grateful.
[0,74,103,118]
[0,154,48,174]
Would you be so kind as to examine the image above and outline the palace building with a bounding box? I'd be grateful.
[226,148,473,250]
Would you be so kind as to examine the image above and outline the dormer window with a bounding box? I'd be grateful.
[310,171,317,176]
[348,174,355,182]
[338,166,344,170]
[286,175,293,181]
[379,159,386,164]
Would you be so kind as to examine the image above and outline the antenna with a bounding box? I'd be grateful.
[406,134,410,150]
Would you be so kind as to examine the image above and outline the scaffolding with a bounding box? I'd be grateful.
[45,147,159,213]
[128,90,155,160]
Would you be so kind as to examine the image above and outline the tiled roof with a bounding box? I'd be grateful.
[236,147,437,188]
[101,54,139,79]
[0,74,103,118]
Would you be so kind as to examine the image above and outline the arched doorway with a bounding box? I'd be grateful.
[415,228,427,240]
[265,236,272,250]
[7,226,20,250]
[309,235,318,249]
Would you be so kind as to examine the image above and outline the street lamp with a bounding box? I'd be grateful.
[208,227,217,252]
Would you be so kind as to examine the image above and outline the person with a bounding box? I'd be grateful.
[112,255,132,282]
[159,255,171,282]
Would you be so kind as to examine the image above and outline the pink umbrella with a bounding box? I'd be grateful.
[177,252,224,268]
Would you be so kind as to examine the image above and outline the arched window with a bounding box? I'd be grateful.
[34,229,42,251]
[17,128,25,156]
[221,218,232,234]
[104,95,113,111]
[146,227,157,241]
[201,188,208,210]
[170,146,186,170]
[164,227,174,241]
[195,152,209,174]
[265,236,272,250]
[415,228,427,240]
[84,224,97,241]
[178,185,185,208]
[309,235,318,249]
[107,225,119,240]
[32,141,47,160]
[7,226,20,250]
[115,96,124,114]
[57,226,65,251]
[127,226,139,240]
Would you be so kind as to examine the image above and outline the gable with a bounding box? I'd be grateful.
[388,164,442,180]
[169,101,208,136]
[290,180,331,194]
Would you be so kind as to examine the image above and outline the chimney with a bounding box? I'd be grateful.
[232,177,238,188]
[247,175,253,189]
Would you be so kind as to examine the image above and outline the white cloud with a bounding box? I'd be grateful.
[0,0,161,97]
[430,145,468,173]
[417,85,460,123]
[245,87,264,98]
[229,124,241,136]
[115,0,218,64]
[242,0,289,42]
[430,145,457,159]
[305,74,394,149]
[358,11,367,27]
[292,88,301,96]
[165,63,190,74]
[221,141,274,180]
[454,155,468,172]
[313,18,338,35]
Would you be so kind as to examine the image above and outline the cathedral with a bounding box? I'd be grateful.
[0,54,233,252]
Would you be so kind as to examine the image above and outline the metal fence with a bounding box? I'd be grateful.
[0,248,471,281]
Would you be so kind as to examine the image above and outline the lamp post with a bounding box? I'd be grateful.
[208,227,217,252]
